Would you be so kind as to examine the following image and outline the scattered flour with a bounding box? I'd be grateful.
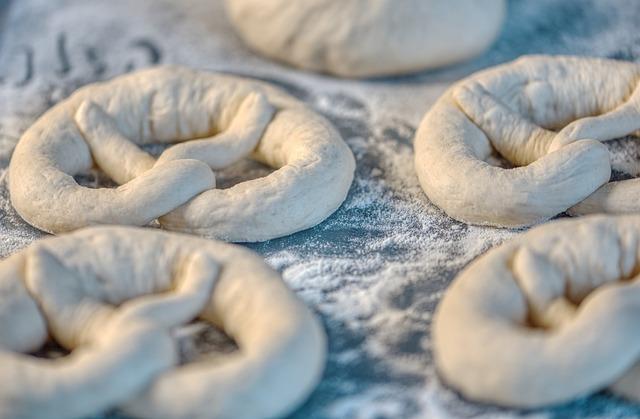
[2,0,640,418]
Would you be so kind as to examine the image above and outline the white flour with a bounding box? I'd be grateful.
[2,0,640,418]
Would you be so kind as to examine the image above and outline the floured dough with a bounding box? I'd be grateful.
[225,0,506,78]
[433,215,640,408]
[414,55,640,227]
[9,66,355,242]
[0,226,326,419]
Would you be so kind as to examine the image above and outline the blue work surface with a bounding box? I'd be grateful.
[1,0,640,417]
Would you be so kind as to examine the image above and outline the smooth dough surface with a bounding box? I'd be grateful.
[225,0,506,78]
[414,55,640,227]
[433,215,640,408]
[0,226,326,419]
[9,66,355,242]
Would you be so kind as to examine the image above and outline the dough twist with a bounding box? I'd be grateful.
[0,226,326,419]
[414,55,640,227]
[9,66,355,242]
[433,215,640,408]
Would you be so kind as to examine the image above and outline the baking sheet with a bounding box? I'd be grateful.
[2,0,640,417]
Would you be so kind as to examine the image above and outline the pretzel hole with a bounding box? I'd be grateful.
[176,321,239,365]
[74,168,118,189]
[31,319,239,366]
[605,136,640,180]
[213,158,273,189]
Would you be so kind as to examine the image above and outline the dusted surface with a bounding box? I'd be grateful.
[1,0,640,417]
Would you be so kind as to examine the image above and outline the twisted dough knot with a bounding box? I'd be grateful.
[0,226,326,419]
[9,66,355,242]
[415,55,640,227]
[433,215,640,408]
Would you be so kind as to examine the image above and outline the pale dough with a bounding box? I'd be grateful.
[414,55,640,227]
[433,215,640,408]
[225,0,506,78]
[0,226,326,419]
[9,66,355,242]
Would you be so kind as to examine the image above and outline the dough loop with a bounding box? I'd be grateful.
[9,66,355,242]
[225,0,506,78]
[414,55,640,227]
[0,226,326,419]
[433,215,640,408]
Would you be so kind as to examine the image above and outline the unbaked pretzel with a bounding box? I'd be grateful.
[0,226,326,419]
[9,66,355,242]
[225,0,506,77]
[433,215,640,408]
[414,55,640,227]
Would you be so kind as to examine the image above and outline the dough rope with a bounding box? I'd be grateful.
[0,226,326,419]
[433,215,640,408]
[414,55,640,227]
[225,0,506,78]
[9,66,355,242]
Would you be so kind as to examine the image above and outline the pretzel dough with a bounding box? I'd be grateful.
[414,55,640,227]
[433,215,640,408]
[9,66,355,242]
[0,226,326,419]
[225,0,506,78]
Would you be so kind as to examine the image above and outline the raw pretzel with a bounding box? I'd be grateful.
[0,226,326,418]
[9,66,355,242]
[414,55,640,227]
[433,215,640,407]
[225,0,506,77]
